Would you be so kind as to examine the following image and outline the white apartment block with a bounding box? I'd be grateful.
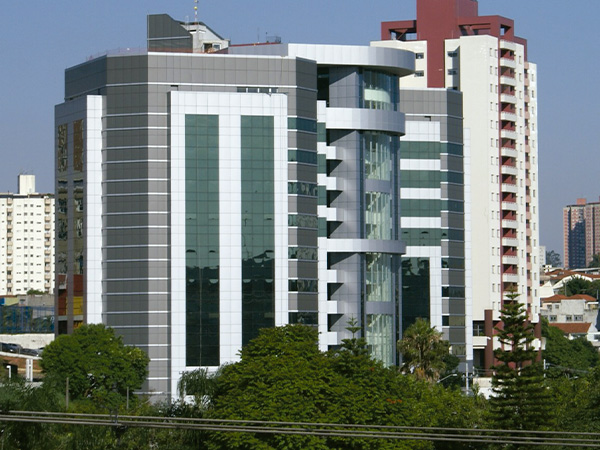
[0,175,54,296]
[376,0,540,372]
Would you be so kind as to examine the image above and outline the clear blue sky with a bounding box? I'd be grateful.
[0,0,598,257]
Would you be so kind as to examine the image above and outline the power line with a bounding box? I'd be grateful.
[2,411,600,447]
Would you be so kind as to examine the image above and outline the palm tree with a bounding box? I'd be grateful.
[398,318,449,382]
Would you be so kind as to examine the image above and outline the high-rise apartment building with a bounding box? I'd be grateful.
[0,175,55,296]
[55,14,414,398]
[563,198,600,269]
[374,0,541,372]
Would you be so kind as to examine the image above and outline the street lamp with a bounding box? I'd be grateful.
[437,373,458,384]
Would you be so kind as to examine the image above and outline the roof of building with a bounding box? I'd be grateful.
[551,323,592,335]
[544,269,600,281]
[542,294,597,303]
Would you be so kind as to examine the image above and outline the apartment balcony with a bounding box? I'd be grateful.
[502,236,519,247]
[500,111,518,122]
[502,254,519,265]
[500,57,517,69]
[323,145,341,161]
[44,249,51,255]
[45,207,51,214]
[501,147,518,159]
[502,219,518,229]
[500,76,517,87]
[500,40,517,51]
[318,205,343,222]
[6,232,13,239]
[44,273,52,280]
[500,129,518,140]
[503,272,519,283]
[44,224,51,230]
[501,164,518,176]
[318,174,343,192]
[500,93,517,104]
[326,270,341,283]
[501,183,518,194]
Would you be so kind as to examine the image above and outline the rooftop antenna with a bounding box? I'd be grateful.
[194,0,198,23]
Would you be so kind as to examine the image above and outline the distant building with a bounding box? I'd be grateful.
[540,294,599,345]
[563,198,600,269]
[540,269,600,299]
[0,175,54,296]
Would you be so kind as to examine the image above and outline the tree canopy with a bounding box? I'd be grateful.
[542,318,599,377]
[545,250,562,267]
[40,324,149,409]
[588,253,600,268]
[199,324,480,450]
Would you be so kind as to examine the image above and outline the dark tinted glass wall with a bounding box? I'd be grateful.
[185,114,220,366]
[401,257,430,332]
[241,116,275,346]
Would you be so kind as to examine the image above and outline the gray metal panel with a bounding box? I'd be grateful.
[288,164,318,183]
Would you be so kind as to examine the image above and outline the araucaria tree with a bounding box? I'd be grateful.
[490,293,551,431]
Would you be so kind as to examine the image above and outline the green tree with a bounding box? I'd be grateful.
[40,324,149,410]
[398,318,449,382]
[178,366,222,409]
[545,250,562,267]
[549,367,600,433]
[542,318,599,377]
[564,277,592,296]
[490,294,551,433]
[588,253,600,268]
[204,324,482,450]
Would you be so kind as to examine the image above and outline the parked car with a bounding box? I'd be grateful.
[1,343,22,354]
[21,348,40,356]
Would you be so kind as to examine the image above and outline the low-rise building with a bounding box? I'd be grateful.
[541,294,599,345]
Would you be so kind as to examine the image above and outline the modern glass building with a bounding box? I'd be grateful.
[396,88,468,368]
[55,15,414,398]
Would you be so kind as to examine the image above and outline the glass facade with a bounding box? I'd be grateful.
[361,127,398,364]
[72,120,84,323]
[366,314,393,366]
[56,124,68,334]
[365,191,392,240]
[241,116,275,346]
[401,257,430,332]
[185,114,220,367]
[362,70,399,111]
[366,253,393,303]
[364,132,393,181]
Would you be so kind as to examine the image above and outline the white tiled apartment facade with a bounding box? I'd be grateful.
[375,0,541,372]
[0,175,54,296]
